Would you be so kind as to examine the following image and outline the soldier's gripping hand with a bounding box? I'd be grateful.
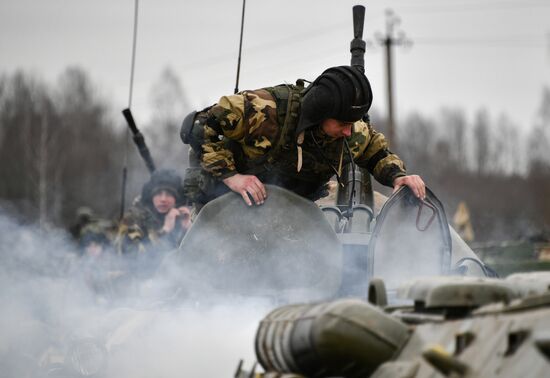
[223,173,267,206]
[177,206,192,230]
[393,175,426,200]
[162,208,181,234]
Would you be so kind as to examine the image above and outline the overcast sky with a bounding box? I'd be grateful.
[1,0,549,133]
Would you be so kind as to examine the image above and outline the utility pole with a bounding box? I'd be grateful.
[375,9,411,151]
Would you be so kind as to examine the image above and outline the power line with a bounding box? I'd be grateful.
[391,0,550,14]
[414,37,547,47]
[178,7,548,73]
[180,32,547,74]
[398,0,549,6]
[181,21,351,71]
[180,38,547,75]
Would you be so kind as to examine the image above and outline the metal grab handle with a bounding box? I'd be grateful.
[416,199,436,231]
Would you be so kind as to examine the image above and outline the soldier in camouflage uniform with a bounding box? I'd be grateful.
[79,221,112,258]
[180,66,425,206]
[69,206,96,241]
[116,169,191,262]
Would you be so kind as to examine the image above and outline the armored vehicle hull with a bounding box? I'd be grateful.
[248,273,550,378]
[168,184,490,304]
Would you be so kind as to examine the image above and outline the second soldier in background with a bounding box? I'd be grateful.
[116,169,191,276]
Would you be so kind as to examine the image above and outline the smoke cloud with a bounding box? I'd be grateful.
[0,186,488,377]
[0,212,268,377]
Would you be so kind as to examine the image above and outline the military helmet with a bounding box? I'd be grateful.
[141,169,184,207]
[297,66,373,135]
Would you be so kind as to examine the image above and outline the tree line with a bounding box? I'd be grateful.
[371,86,550,242]
[0,67,548,242]
[0,67,189,229]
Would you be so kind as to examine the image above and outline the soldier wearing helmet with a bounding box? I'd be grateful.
[180,65,425,206]
[116,169,191,259]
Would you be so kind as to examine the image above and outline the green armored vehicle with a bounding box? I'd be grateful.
[186,179,544,378]
[172,184,493,303]
[238,272,550,378]
[170,180,527,378]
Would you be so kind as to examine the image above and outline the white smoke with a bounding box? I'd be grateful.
[0,187,484,377]
[0,212,268,377]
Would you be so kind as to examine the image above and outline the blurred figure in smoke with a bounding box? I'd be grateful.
[79,222,112,258]
[69,206,96,241]
[78,221,117,295]
[116,170,191,267]
[180,65,425,207]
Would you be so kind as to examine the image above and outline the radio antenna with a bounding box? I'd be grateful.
[119,0,140,220]
[234,0,246,94]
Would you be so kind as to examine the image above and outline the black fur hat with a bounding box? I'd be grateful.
[141,169,184,207]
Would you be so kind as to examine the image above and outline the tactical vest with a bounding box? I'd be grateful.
[231,83,343,199]
[183,83,349,203]
[229,84,301,174]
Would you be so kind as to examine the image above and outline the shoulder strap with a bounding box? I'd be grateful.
[236,82,303,176]
[264,83,303,163]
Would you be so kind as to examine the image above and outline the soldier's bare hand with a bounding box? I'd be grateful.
[393,175,426,200]
[223,173,267,206]
[178,206,192,230]
[162,208,180,233]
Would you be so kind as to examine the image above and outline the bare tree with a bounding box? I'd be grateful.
[473,108,491,175]
[54,67,124,222]
[0,67,134,226]
[528,86,550,171]
[0,74,7,160]
[399,112,436,173]
[439,107,467,170]
[494,114,522,175]
[147,67,190,172]
[0,72,55,222]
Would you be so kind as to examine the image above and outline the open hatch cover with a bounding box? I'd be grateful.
[367,187,452,290]
[174,185,343,301]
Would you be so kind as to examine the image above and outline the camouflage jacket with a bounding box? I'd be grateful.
[115,201,184,256]
[191,84,406,198]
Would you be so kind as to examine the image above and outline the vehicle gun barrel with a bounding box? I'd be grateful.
[337,4,374,210]
[122,108,156,174]
[350,5,366,72]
